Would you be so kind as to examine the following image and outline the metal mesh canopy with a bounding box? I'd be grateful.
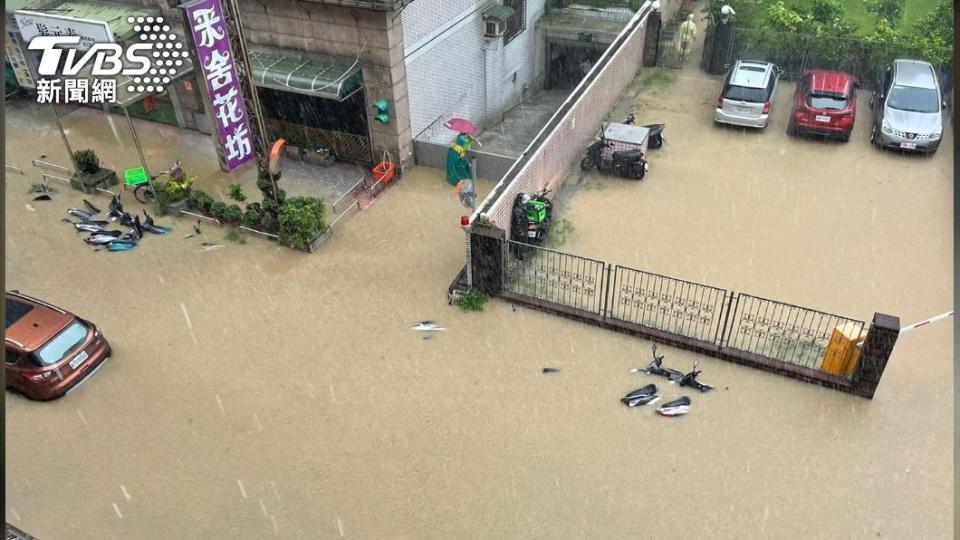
[248,45,363,101]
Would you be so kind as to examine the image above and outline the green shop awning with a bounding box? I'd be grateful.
[248,46,363,101]
[483,5,516,23]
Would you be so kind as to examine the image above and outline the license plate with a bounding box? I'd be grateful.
[527,231,537,238]
[815,115,831,123]
[69,351,89,369]
[736,106,751,114]
[900,142,917,150]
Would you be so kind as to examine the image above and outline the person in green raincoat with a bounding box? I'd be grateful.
[446,133,473,186]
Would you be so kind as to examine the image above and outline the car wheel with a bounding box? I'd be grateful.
[580,157,593,171]
[839,130,851,143]
[786,120,797,136]
[869,124,878,145]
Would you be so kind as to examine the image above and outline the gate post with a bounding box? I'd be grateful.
[469,226,506,296]
[704,20,735,75]
[642,6,662,67]
[852,313,900,399]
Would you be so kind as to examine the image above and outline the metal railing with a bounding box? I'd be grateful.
[5,164,24,174]
[332,178,364,214]
[32,159,70,173]
[180,210,222,226]
[505,241,606,314]
[329,200,360,229]
[41,173,117,197]
[607,264,728,344]
[500,239,864,375]
[722,294,865,373]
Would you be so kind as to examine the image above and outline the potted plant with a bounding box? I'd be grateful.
[284,133,303,160]
[70,149,119,194]
[277,196,330,252]
[158,171,195,215]
[303,139,335,167]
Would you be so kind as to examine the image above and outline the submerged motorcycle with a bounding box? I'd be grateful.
[510,188,553,259]
[636,344,714,393]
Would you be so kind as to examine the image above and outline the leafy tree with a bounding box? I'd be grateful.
[865,0,904,27]
[810,0,843,24]
[913,0,953,45]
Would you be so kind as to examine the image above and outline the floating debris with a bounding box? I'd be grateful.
[411,321,445,331]
[542,367,560,374]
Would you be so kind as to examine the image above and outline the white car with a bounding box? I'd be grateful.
[714,60,782,129]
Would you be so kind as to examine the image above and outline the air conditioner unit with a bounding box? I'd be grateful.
[485,19,504,38]
[482,5,515,38]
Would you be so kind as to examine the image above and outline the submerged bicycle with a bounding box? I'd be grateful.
[132,160,194,204]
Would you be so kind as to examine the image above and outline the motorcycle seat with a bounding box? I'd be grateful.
[612,149,644,160]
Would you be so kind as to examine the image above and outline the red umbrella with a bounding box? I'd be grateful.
[443,117,477,134]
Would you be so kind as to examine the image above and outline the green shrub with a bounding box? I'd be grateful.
[242,209,262,228]
[29,182,55,193]
[74,149,100,175]
[275,188,287,204]
[210,201,228,220]
[277,196,327,250]
[260,212,280,234]
[189,190,215,212]
[256,174,273,194]
[228,183,246,202]
[457,289,488,312]
[222,204,243,223]
[261,196,278,214]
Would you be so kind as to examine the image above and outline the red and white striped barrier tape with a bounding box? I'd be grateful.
[899,310,955,335]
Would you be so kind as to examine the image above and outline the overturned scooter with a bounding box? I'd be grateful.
[635,344,714,393]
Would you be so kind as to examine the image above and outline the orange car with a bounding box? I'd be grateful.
[5,291,111,400]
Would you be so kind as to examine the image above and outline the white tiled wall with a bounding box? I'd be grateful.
[404,0,547,140]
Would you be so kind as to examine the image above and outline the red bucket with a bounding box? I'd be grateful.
[372,150,396,184]
[372,161,395,184]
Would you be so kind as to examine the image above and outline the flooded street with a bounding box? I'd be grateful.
[5,71,954,540]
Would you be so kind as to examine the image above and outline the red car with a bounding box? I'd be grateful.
[5,291,111,400]
[787,70,857,141]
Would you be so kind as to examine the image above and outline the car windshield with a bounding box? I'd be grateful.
[887,85,939,113]
[807,92,848,110]
[724,85,766,103]
[31,320,88,366]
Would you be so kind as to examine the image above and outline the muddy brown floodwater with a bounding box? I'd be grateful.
[4,52,954,540]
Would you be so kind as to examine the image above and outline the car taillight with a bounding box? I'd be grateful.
[528,224,536,230]
[841,111,853,117]
[762,101,771,114]
[25,371,55,384]
[716,95,724,108]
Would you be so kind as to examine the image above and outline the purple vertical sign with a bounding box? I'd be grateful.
[183,0,253,171]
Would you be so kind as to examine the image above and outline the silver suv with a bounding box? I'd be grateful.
[870,59,945,154]
[714,60,782,129]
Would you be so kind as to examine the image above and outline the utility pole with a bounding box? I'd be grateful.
[219,0,278,203]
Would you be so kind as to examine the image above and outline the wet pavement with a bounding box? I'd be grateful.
[4,29,955,540]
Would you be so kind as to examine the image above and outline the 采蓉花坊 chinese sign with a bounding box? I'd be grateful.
[183,0,253,172]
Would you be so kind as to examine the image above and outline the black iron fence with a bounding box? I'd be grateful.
[607,265,727,345]
[504,241,606,314]
[502,240,865,378]
[724,294,866,371]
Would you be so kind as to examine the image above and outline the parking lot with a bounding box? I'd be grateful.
[5,65,954,540]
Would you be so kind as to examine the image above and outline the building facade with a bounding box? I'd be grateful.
[402,0,546,143]
[9,0,553,174]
